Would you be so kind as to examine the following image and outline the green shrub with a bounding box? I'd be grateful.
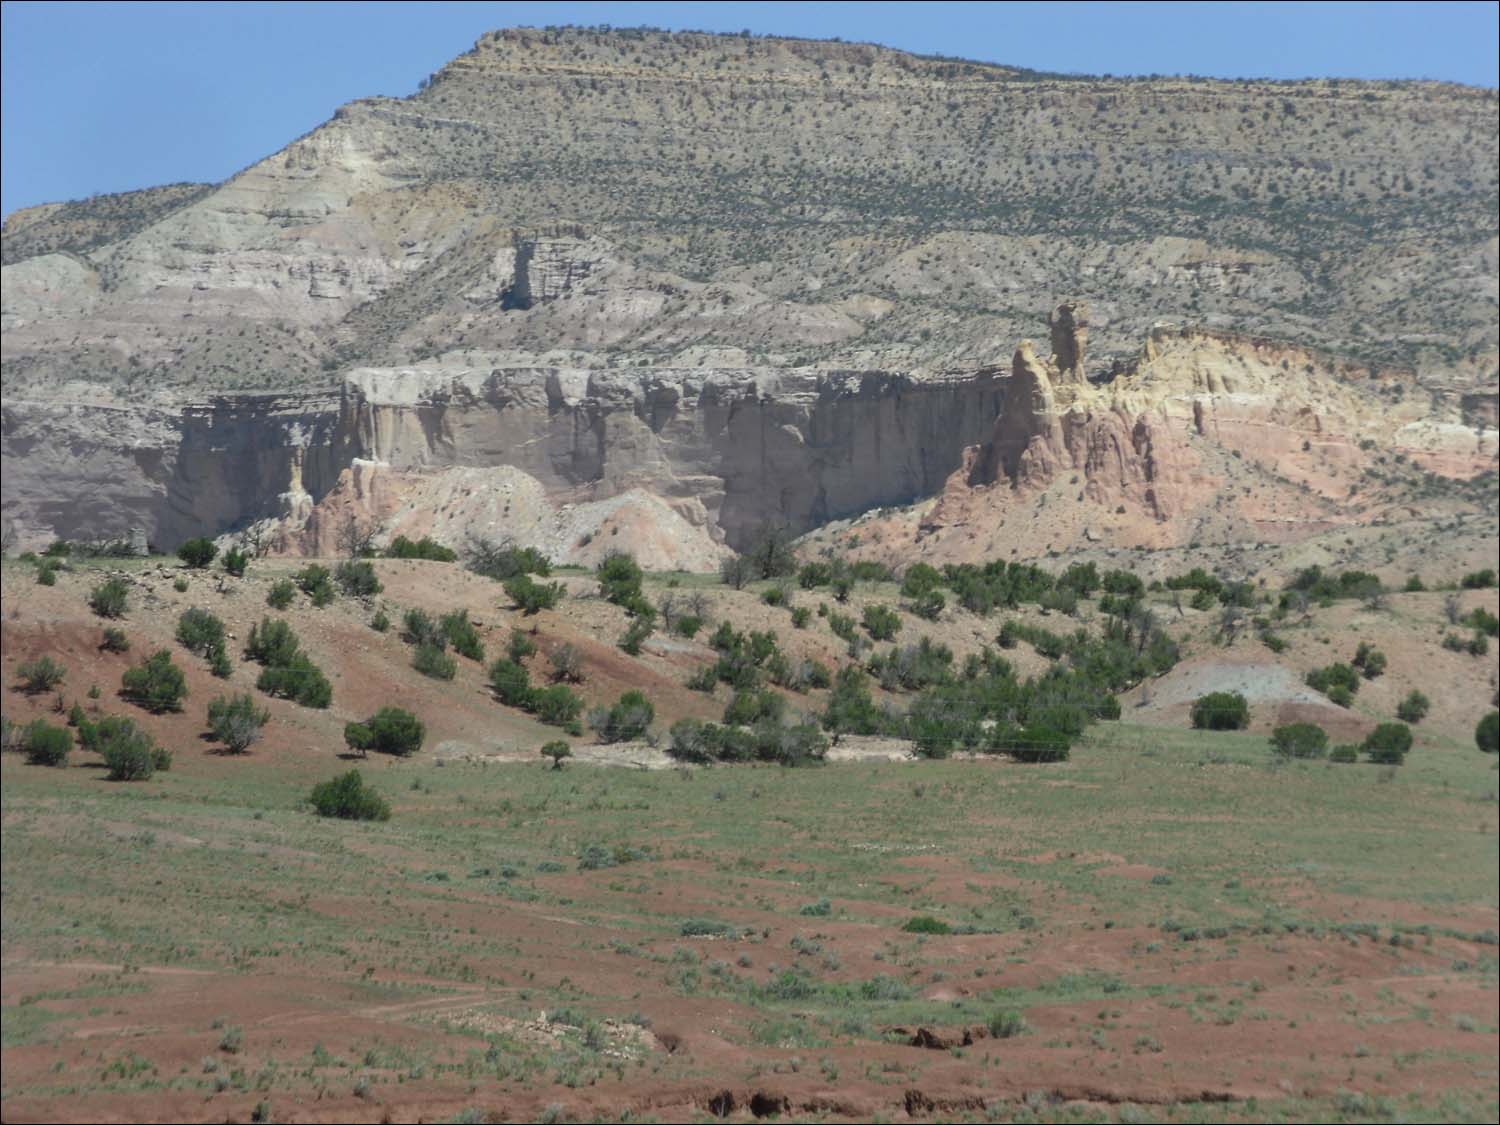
[1363,722,1413,765]
[798,562,832,588]
[244,618,300,666]
[597,552,644,606]
[1270,722,1328,759]
[1476,711,1499,754]
[386,535,457,562]
[464,538,550,580]
[89,578,129,618]
[255,654,332,709]
[266,579,295,609]
[441,610,484,660]
[96,717,168,781]
[412,644,457,681]
[221,547,249,577]
[1190,691,1249,731]
[987,1011,1028,1039]
[121,650,188,713]
[36,562,58,586]
[295,564,335,607]
[176,538,218,568]
[618,616,654,655]
[1352,642,1387,679]
[370,609,390,632]
[789,606,811,629]
[531,684,584,728]
[176,608,226,657]
[505,573,564,614]
[507,628,538,662]
[902,915,952,935]
[334,559,382,598]
[344,707,424,757]
[541,740,572,769]
[207,693,270,754]
[1306,663,1360,700]
[100,626,130,653]
[1461,569,1497,589]
[309,771,390,821]
[590,690,655,743]
[488,659,533,707]
[173,576,189,593]
[862,604,902,642]
[548,642,583,683]
[1329,745,1359,763]
[16,656,66,694]
[1396,690,1430,723]
[24,720,72,766]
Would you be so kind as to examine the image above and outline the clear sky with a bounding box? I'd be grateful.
[3,0,1497,219]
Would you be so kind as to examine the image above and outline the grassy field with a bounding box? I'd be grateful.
[3,712,1496,1122]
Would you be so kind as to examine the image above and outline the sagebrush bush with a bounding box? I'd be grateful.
[1271,722,1328,759]
[309,771,390,820]
[343,707,425,757]
[176,608,226,657]
[16,656,66,694]
[266,579,296,609]
[24,720,72,766]
[590,690,655,743]
[207,693,269,754]
[412,644,457,681]
[334,559,382,598]
[1363,722,1413,764]
[1190,691,1249,730]
[177,538,218,569]
[121,650,188,714]
[100,627,130,653]
[89,578,129,618]
[96,717,170,781]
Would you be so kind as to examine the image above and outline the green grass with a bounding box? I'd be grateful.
[3,718,1496,1118]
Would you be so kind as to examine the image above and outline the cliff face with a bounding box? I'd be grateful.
[0,391,344,551]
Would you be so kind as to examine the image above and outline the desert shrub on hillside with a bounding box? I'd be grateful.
[309,771,389,821]
[294,564,335,607]
[531,684,584,728]
[1476,711,1499,754]
[822,666,887,736]
[488,658,532,705]
[176,608,226,657]
[1396,690,1430,723]
[465,536,549,580]
[619,616,654,655]
[401,608,446,649]
[506,627,538,662]
[589,690,655,743]
[1352,642,1387,679]
[386,535,457,562]
[900,563,944,599]
[1190,691,1249,731]
[412,644,457,681]
[100,627,130,653]
[221,547,249,577]
[862,604,902,642]
[1461,569,1497,589]
[243,619,330,708]
[666,715,826,767]
[505,573,564,614]
[370,609,390,632]
[121,650,188,714]
[335,559,383,598]
[798,562,832,588]
[257,655,332,708]
[207,693,270,754]
[177,537,218,569]
[1306,662,1360,705]
[266,579,295,609]
[24,720,72,766]
[244,618,300,666]
[1363,722,1413,764]
[597,552,644,606]
[549,642,584,683]
[440,610,484,660]
[16,656,66,695]
[541,740,572,769]
[95,717,170,781]
[719,554,752,590]
[1271,722,1328,758]
[343,707,424,757]
[89,578,129,618]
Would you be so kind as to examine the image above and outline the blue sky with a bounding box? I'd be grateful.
[3,1,1497,218]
